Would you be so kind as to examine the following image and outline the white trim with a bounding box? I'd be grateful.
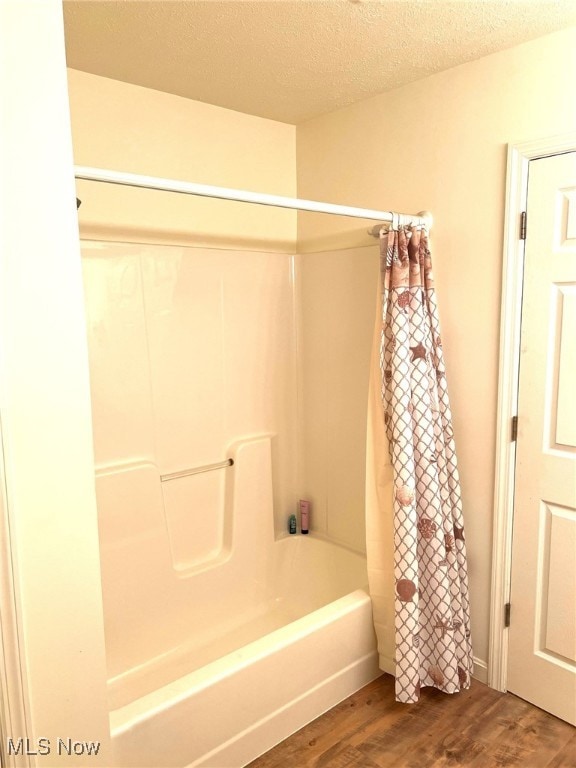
[472,657,488,685]
[0,419,32,768]
[489,132,576,692]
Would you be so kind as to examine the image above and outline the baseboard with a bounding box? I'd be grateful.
[380,654,489,685]
[473,656,488,684]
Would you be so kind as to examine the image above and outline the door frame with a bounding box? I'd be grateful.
[489,132,576,692]
[0,420,32,768]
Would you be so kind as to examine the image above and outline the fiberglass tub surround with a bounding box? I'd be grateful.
[82,236,380,766]
[83,240,296,699]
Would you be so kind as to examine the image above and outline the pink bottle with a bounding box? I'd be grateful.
[299,499,310,534]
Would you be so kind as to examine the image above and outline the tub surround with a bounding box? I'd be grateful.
[81,235,379,766]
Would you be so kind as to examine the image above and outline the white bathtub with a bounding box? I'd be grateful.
[96,437,379,767]
[110,580,378,768]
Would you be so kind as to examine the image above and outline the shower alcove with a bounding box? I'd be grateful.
[70,69,389,766]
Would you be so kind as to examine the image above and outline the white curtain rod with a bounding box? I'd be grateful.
[74,166,432,229]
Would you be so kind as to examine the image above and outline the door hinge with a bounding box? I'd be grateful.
[504,602,511,628]
[520,211,527,240]
[511,415,518,442]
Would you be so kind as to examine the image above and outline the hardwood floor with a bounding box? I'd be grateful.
[247,674,575,768]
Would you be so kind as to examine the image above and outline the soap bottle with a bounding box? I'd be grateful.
[288,513,297,534]
[299,499,310,534]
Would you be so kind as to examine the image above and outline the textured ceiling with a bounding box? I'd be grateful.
[63,0,576,124]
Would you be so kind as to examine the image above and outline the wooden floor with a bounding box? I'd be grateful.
[247,674,575,768]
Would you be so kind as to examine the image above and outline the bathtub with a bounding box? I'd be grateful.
[96,436,380,767]
[110,580,378,768]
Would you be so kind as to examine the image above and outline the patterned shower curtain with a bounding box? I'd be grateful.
[379,225,473,703]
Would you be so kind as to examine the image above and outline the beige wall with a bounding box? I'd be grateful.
[296,26,576,672]
[65,27,576,679]
[68,69,297,251]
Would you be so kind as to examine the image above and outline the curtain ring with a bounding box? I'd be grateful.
[392,212,399,231]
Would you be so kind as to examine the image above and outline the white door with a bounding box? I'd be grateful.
[508,151,576,725]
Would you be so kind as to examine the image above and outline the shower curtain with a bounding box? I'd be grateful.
[368,225,473,704]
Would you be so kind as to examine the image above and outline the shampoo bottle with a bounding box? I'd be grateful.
[288,514,297,534]
[299,499,310,534]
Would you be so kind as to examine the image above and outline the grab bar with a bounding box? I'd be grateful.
[160,458,234,482]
